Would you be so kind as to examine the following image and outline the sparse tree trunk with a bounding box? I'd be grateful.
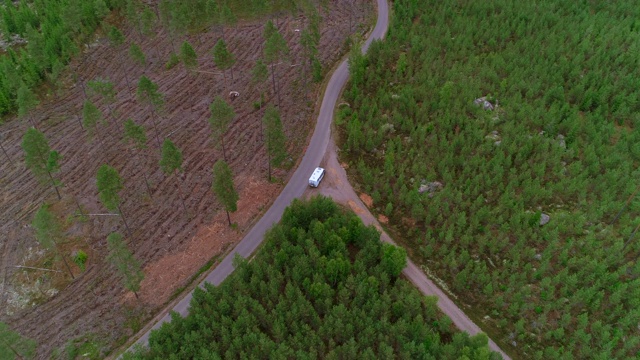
[45,170,62,200]
[226,210,231,226]
[270,63,281,107]
[149,106,162,149]
[28,114,37,128]
[174,170,187,213]
[0,141,12,164]
[56,247,75,279]
[221,136,227,161]
[74,197,84,218]
[117,204,132,237]
[1,338,25,360]
[121,62,132,91]
[136,151,153,199]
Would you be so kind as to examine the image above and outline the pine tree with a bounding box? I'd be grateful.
[32,205,74,278]
[17,82,39,127]
[0,322,37,360]
[263,22,289,107]
[212,159,238,226]
[180,41,198,73]
[251,59,269,107]
[21,128,62,199]
[262,105,287,181]
[123,119,152,197]
[82,100,105,139]
[96,164,131,236]
[380,243,407,278]
[219,4,237,39]
[212,39,235,89]
[106,26,132,89]
[107,232,144,299]
[136,75,164,148]
[87,78,117,124]
[208,96,235,161]
[159,139,187,213]
[129,43,146,67]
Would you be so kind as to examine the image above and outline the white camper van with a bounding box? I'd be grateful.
[308,167,325,187]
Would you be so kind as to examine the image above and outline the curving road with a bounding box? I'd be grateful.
[122,1,510,358]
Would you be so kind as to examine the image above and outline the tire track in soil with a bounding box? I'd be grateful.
[0,1,370,357]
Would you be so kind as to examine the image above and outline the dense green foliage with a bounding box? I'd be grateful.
[340,0,640,358]
[0,321,37,360]
[0,0,123,117]
[21,127,62,199]
[262,104,287,180]
[107,232,144,298]
[211,159,238,226]
[32,204,75,278]
[127,196,497,359]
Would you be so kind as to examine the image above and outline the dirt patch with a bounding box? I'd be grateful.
[378,214,388,224]
[0,1,371,356]
[136,175,279,306]
[359,193,373,208]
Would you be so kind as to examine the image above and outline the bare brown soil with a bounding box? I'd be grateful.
[358,193,373,207]
[0,1,372,357]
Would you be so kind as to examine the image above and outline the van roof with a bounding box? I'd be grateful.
[310,167,324,180]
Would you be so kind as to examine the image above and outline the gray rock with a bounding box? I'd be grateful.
[556,134,566,149]
[485,130,500,141]
[534,253,542,261]
[474,96,495,111]
[539,213,550,226]
[494,141,502,146]
[419,181,443,194]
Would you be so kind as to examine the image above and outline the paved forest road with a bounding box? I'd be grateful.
[122,1,510,359]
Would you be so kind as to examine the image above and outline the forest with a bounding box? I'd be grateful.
[0,0,331,117]
[340,0,640,358]
[0,0,370,357]
[125,196,498,359]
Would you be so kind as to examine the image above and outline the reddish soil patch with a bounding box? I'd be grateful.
[359,193,374,208]
[0,1,373,356]
[134,175,279,306]
[378,214,389,224]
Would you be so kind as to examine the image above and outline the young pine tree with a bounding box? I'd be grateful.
[251,59,269,110]
[180,41,198,73]
[107,232,144,299]
[208,96,235,161]
[123,119,152,197]
[21,128,62,199]
[0,322,37,360]
[159,139,187,212]
[129,43,146,67]
[212,159,238,226]
[136,75,164,148]
[87,78,117,124]
[212,39,235,89]
[82,100,105,140]
[96,164,132,236]
[263,22,289,107]
[32,205,75,278]
[262,105,287,181]
[17,82,39,128]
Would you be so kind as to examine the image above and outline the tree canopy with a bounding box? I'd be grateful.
[212,159,238,225]
[125,196,498,359]
[339,0,640,358]
[96,164,123,213]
